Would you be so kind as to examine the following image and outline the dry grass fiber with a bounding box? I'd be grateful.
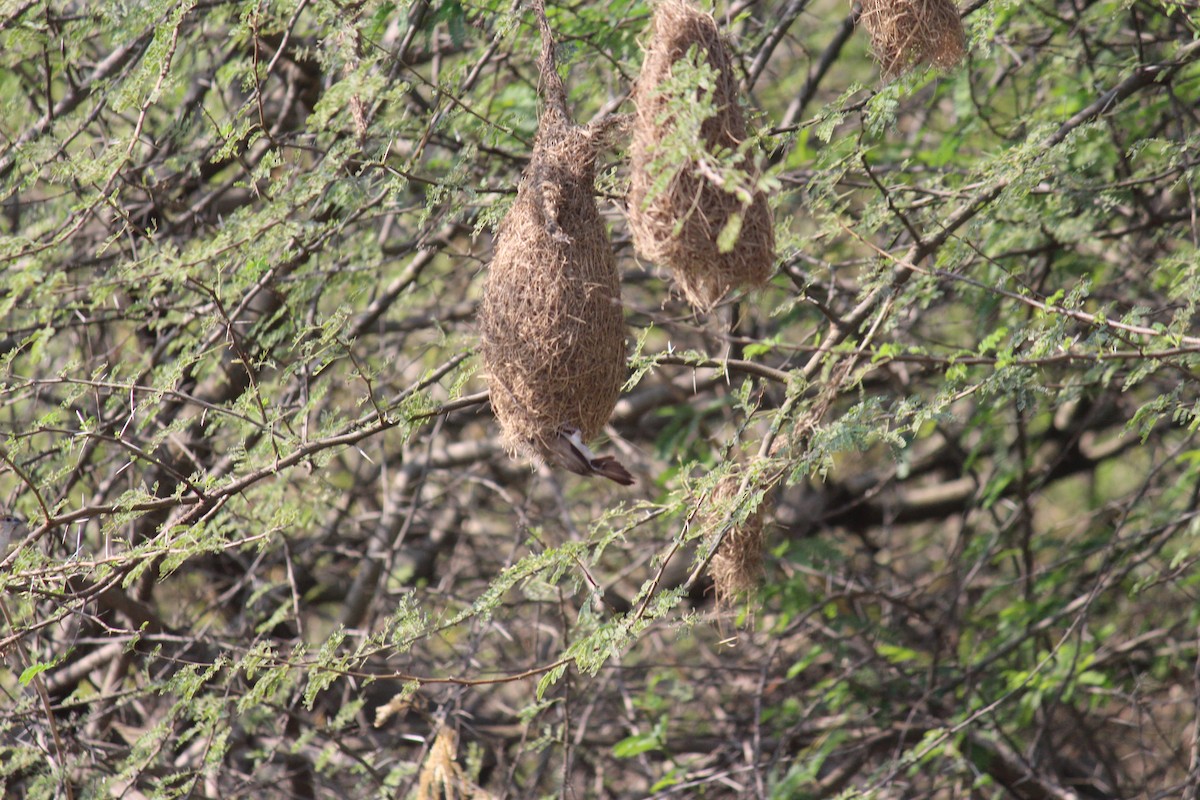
[415,725,493,800]
[859,0,966,76]
[628,0,775,312]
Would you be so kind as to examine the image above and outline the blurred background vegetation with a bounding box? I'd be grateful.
[2,0,1200,797]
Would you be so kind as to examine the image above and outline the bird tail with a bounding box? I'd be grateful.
[590,456,635,486]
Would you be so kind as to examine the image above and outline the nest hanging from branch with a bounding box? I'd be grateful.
[706,472,770,606]
[478,2,631,484]
[628,0,775,312]
[858,0,966,77]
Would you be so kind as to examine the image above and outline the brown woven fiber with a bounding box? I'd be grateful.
[707,474,768,604]
[858,0,966,77]
[628,0,775,312]
[478,4,627,471]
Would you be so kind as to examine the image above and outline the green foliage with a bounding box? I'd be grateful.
[1,0,1199,797]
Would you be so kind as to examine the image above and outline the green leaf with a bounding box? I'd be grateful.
[612,731,663,758]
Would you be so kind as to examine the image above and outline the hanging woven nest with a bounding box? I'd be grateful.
[478,3,632,485]
[628,0,775,312]
[706,473,770,605]
[858,0,966,77]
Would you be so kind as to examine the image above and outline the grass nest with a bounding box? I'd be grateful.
[858,0,967,76]
[628,0,775,312]
[478,6,627,471]
[707,474,769,605]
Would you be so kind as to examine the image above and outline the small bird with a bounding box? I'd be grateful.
[0,512,26,558]
[545,426,635,486]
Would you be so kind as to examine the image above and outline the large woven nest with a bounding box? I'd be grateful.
[859,0,966,77]
[628,0,775,312]
[479,13,626,467]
